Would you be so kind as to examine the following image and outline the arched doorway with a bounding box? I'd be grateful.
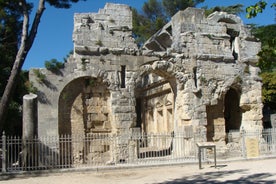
[59,77,112,135]
[135,72,175,134]
[224,88,242,133]
[58,77,112,165]
[135,72,176,157]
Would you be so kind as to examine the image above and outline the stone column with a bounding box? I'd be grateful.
[22,93,38,169]
[23,93,38,138]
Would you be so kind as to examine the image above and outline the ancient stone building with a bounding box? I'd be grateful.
[29,3,263,163]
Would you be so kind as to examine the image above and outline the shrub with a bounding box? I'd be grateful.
[45,59,64,73]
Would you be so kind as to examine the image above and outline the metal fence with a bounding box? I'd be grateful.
[1,128,276,173]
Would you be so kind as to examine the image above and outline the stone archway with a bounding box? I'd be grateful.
[59,77,112,135]
[135,72,176,134]
[58,77,112,165]
[135,72,176,156]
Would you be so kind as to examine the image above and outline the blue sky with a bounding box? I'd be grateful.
[23,0,275,70]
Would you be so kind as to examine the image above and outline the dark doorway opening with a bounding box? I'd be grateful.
[224,88,242,133]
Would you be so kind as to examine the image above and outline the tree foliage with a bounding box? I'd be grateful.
[252,25,276,111]
[45,58,64,74]
[246,0,276,18]
[0,0,23,91]
[0,0,85,133]
[162,0,204,17]
[0,0,30,135]
[203,4,244,17]
[260,72,276,110]
[132,0,204,46]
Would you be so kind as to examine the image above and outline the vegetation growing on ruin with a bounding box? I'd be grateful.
[45,59,64,73]
[33,69,46,84]
[96,40,103,47]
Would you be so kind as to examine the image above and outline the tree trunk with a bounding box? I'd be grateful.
[0,0,45,133]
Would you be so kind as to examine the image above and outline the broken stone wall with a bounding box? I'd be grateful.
[143,7,263,152]
[29,4,263,163]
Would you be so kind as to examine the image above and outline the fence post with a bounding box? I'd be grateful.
[2,131,6,173]
[241,128,246,158]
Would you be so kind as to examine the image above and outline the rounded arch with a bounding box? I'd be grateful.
[58,76,112,165]
[136,60,177,95]
[58,69,111,94]
[58,76,112,135]
[58,77,86,135]
[218,18,237,24]
[207,11,242,24]
[135,61,177,134]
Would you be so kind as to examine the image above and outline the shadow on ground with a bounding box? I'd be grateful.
[0,172,46,181]
[159,169,276,184]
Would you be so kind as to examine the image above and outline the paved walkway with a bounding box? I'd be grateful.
[1,158,276,183]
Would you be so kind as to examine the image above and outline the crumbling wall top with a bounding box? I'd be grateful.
[143,7,260,64]
[207,11,242,24]
[73,3,137,57]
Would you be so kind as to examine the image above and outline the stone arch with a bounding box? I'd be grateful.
[207,11,242,24]
[58,76,112,135]
[135,62,177,134]
[218,18,237,24]
[57,69,112,136]
[58,76,112,165]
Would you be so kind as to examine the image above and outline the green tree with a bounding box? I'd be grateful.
[203,4,244,16]
[0,0,85,133]
[252,25,276,72]
[132,0,204,46]
[252,25,276,111]
[132,1,166,47]
[143,0,166,21]
[0,0,30,135]
[45,58,64,74]
[162,0,204,17]
[246,0,276,18]
[260,73,276,110]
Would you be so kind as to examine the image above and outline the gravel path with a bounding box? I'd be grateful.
[1,158,276,183]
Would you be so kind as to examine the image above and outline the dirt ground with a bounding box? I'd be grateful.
[1,158,276,184]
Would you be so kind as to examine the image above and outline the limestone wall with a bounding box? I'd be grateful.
[29,3,263,162]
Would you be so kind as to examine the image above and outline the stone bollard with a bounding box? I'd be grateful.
[22,93,38,169]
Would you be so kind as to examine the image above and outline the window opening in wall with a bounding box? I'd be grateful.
[121,65,126,88]
[193,67,197,88]
[227,28,239,60]
[230,36,238,60]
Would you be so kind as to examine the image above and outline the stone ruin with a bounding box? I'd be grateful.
[28,3,263,164]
